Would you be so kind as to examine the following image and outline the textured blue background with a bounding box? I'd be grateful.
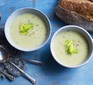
[0,0,93,85]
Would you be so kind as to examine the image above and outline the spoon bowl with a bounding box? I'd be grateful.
[0,45,9,63]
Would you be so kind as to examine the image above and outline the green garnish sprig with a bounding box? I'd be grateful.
[65,40,78,55]
[19,23,34,35]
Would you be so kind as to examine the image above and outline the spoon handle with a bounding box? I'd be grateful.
[21,58,44,66]
[0,70,15,80]
[9,61,36,84]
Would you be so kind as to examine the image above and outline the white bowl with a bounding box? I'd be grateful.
[51,25,93,68]
[4,8,51,52]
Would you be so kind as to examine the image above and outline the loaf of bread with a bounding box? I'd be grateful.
[55,0,93,32]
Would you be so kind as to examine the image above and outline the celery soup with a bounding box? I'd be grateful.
[53,30,89,66]
[10,13,47,50]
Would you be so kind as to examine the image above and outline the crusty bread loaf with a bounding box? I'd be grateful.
[55,0,93,32]
[61,0,93,20]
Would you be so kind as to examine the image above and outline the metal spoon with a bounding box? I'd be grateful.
[0,45,36,84]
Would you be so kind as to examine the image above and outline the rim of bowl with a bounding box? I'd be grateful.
[50,25,93,68]
[4,7,52,52]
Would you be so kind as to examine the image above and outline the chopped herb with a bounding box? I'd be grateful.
[32,32,35,34]
[63,36,65,38]
[67,30,70,32]
[28,20,30,23]
[29,34,31,37]
[45,33,47,36]
[19,23,34,35]
[65,40,78,55]
[36,24,39,26]
[32,16,35,18]
[16,42,18,43]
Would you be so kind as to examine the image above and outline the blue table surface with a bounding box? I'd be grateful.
[0,0,93,85]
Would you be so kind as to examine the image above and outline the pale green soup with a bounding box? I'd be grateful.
[53,30,89,66]
[10,13,47,50]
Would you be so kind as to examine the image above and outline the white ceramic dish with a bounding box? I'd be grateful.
[51,25,93,68]
[4,8,51,52]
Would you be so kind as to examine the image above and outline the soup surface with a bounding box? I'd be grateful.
[10,13,47,49]
[53,30,89,66]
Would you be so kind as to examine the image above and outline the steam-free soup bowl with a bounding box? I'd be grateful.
[51,25,93,68]
[4,8,51,51]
